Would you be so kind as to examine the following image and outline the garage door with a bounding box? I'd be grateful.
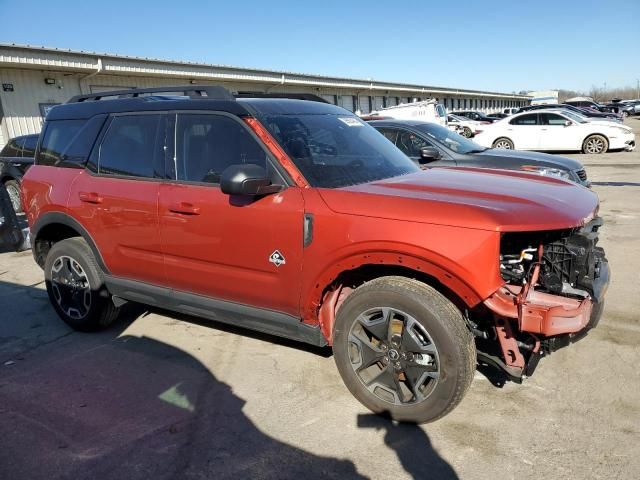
[358,96,371,114]
[372,96,384,111]
[321,94,336,104]
[340,95,355,112]
[386,97,398,107]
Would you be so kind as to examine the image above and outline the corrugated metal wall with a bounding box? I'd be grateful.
[0,66,528,148]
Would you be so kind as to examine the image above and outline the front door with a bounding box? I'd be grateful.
[158,112,304,317]
[538,113,579,150]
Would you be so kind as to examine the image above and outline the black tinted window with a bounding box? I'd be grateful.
[1,138,22,157]
[175,114,268,184]
[21,135,38,158]
[510,114,538,125]
[540,113,567,126]
[99,115,164,178]
[396,130,432,157]
[376,128,398,144]
[38,120,85,165]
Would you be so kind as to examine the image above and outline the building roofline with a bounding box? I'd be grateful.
[0,43,532,99]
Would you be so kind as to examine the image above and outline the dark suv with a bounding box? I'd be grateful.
[22,86,609,423]
[0,133,39,213]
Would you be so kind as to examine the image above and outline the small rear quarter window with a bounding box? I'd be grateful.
[37,120,85,166]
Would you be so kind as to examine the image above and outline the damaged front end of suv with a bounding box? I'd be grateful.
[471,216,610,382]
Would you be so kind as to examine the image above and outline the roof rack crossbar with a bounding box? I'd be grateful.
[67,85,235,103]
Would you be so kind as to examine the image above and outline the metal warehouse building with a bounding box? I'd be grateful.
[0,43,530,148]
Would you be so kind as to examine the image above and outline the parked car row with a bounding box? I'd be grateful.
[19,86,609,424]
[605,99,640,118]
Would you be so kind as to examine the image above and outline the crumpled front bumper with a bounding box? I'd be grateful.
[484,258,609,337]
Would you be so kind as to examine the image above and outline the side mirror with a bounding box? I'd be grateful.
[564,120,572,127]
[419,147,441,163]
[220,164,282,196]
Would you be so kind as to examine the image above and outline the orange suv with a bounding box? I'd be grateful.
[22,86,609,423]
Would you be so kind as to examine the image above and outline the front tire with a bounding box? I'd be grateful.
[333,276,475,423]
[492,137,514,149]
[582,134,608,154]
[462,126,473,138]
[44,237,120,331]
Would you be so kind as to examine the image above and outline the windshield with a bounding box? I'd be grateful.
[413,123,486,154]
[261,114,419,188]
[559,110,588,123]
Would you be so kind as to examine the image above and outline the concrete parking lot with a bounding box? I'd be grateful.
[1,120,639,480]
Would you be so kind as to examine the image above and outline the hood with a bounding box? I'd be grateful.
[588,119,628,128]
[478,148,584,170]
[319,168,598,232]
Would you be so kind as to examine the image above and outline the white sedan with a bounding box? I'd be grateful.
[474,109,635,154]
[446,114,485,138]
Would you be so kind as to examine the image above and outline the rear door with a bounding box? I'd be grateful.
[158,112,304,317]
[68,113,167,285]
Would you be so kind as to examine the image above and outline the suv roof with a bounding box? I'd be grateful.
[50,85,338,121]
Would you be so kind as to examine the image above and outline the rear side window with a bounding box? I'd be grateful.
[21,136,38,158]
[175,114,268,184]
[37,120,84,165]
[1,138,23,157]
[98,115,164,178]
[510,114,538,125]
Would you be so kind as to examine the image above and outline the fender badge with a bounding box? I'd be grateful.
[269,250,286,267]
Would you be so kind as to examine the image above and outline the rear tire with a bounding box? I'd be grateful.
[582,134,608,154]
[462,126,473,138]
[4,179,22,214]
[44,237,120,331]
[492,137,514,149]
[333,276,475,424]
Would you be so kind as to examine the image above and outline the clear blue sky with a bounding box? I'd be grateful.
[1,0,638,93]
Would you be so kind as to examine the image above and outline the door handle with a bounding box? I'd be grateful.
[78,191,103,204]
[168,202,200,215]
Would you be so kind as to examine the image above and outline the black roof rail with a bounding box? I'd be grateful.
[234,92,329,103]
[67,85,235,103]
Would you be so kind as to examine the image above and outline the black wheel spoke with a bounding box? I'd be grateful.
[358,307,391,342]
[404,366,426,402]
[366,366,396,391]
[349,332,384,372]
[401,320,437,355]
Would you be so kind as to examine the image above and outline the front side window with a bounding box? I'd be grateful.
[540,113,568,126]
[261,114,418,188]
[510,114,538,125]
[396,130,432,158]
[175,114,269,184]
[414,123,486,154]
[99,114,164,178]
